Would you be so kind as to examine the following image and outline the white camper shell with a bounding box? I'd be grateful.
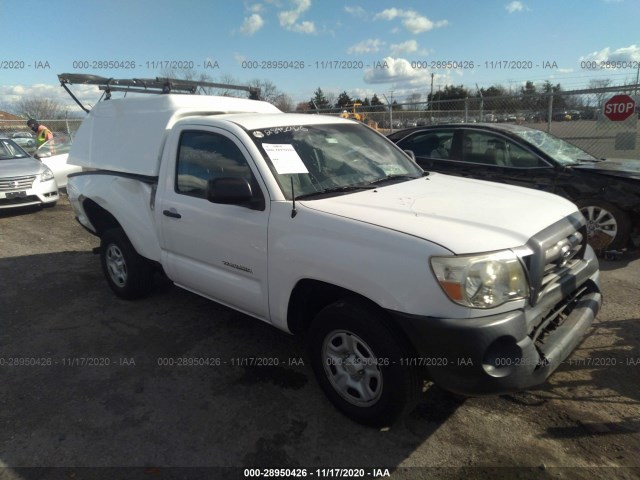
[67,95,281,176]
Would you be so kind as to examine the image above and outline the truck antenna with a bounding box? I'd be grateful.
[290,177,297,218]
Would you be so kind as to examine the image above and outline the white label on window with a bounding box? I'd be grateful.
[262,144,309,174]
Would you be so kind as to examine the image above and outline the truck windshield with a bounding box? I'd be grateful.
[249,123,423,199]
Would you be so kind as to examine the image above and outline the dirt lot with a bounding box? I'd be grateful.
[0,196,639,480]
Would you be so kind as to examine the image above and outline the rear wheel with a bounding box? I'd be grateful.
[576,199,630,251]
[308,299,422,427]
[100,228,154,299]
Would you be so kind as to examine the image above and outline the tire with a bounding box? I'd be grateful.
[308,298,422,427]
[576,199,630,252]
[100,228,155,299]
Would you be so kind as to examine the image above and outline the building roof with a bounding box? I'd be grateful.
[0,110,24,124]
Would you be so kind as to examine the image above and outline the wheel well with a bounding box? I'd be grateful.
[287,280,416,352]
[82,198,121,235]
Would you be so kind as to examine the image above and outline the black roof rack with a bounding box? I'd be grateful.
[58,73,261,113]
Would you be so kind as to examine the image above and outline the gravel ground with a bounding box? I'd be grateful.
[0,196,638,480]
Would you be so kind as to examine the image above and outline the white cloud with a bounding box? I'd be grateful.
[249,3,264,13]
[374,8,448,34]
[290,20,315,33]
[344,5,367,19]
[580,44,640,66]
[374,8,402,21]
[362,57,456,95]
[390,40,418,55]
[240,14,264,35]
[404,17,448,34]
[278,0,316,33]
[363,57,425,85]
[347,39,386,54]
[505,1,526,13]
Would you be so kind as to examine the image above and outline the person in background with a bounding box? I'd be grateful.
[27,119,53,148]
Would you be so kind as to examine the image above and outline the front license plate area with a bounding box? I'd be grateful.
[6,191,27,199]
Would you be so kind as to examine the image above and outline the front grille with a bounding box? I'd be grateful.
[521,212,588,306]
[0,195,40,205]
[0,175,36,191]
[540,230,585,292]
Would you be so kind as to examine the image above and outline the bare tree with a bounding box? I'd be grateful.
[15,97,67,120]
[588,78,612,109]
[159,67,205,82]
[249,79,280,103]
[273,93,294,112]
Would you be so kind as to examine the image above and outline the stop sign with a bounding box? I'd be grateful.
[603,94,636,121]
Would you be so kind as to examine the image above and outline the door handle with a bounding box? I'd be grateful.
[163,209,182,219]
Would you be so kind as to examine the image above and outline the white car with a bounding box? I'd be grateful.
[8,132,37,152]
[34,135,81,189]
[0,138,59,209]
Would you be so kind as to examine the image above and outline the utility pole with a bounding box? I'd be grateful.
[383,92,393,132]
[430,73,434,111]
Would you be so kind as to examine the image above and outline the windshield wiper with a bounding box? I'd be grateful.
[295,184,376,200]
[367,174,424,186]
[576,158,602,163]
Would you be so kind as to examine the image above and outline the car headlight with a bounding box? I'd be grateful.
[430,250,529,309]
[40,167,54,182]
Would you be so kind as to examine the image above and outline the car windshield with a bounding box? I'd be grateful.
[0,139,29,160]
[249,123,423,199]
[511,129,598,165]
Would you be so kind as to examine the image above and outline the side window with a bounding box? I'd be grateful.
[176,131,254,198]
[398,131,454,159]
[461,132,502,165]
[506,141,548,167]
[461,131,546,167]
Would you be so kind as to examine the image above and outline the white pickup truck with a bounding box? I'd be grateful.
[66,92,602,426]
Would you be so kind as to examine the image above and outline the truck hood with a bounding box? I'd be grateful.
[0,158,45,177]
[300,173,578,254]
[573,158,640,180]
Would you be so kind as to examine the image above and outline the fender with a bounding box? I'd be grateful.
[68,172,162,262]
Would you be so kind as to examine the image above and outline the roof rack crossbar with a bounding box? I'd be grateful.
[58,73,261,111]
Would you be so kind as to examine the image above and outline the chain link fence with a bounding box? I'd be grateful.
[2,84,638,159]
[304,84,640,159]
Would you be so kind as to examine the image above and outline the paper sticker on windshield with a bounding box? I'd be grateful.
[262,144,309,174]
[379,164,409,176]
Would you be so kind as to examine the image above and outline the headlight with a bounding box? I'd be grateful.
[430,250,529,309]
[40,167,54,182]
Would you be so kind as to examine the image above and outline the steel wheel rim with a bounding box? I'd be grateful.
[580,205,618,241]
[321,330,383,407]
[106,244,127,287]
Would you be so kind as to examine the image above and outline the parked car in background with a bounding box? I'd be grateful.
[33,134,80,189]
[388,123,640,251]
[7,131,37,153]
[0,137,59,209]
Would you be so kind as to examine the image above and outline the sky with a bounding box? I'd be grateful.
[1,0,639,112]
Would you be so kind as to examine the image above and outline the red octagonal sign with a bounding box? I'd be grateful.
[603,94,636,121]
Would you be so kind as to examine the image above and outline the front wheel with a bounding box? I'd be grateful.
[100,228,155,299]
[576,199,630,252]
[308,299,422,427]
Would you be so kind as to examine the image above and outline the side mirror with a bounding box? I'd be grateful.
[206,177,253,205]
[404,149,416,161]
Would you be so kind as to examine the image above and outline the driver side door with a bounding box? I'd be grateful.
[159,127,271,321]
